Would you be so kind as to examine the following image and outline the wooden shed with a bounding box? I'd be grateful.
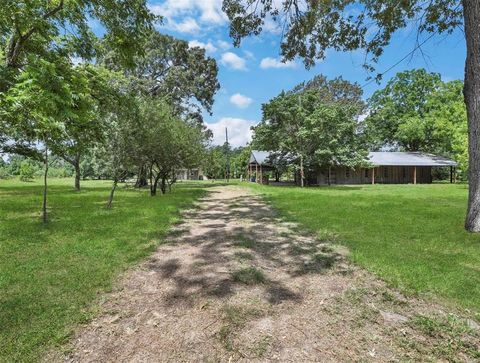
[315,152,457,185]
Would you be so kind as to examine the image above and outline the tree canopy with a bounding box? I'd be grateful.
[254,76,368,185]
[222,0,462,73]
[365,69,468,174]
[0,0,156,74]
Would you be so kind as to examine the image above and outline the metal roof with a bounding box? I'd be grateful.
[368,152,457,167]
[250,150,271,165]
[251,150,457,167]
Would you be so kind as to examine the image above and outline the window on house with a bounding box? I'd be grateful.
[365,169,369,178]
[384,167,388,178]
[403,167,406,179]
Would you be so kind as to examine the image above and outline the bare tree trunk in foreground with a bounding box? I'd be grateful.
[463,0,480,231]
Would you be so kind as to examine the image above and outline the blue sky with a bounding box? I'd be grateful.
[148,0,466,147]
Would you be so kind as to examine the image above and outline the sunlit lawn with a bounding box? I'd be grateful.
[0,178,209,362]
[248,182,480,314]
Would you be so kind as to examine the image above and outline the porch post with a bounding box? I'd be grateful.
[255,162,258,183]
[413,166,417,185]
[450,166,453,183]
[260,164,263,184]
[371,168,375,185]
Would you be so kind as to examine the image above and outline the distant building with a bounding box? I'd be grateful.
[176,168,206,181]
[248,150,457,185]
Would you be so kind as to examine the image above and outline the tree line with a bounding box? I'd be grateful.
[252,71,467,185]
[0,1,220,222]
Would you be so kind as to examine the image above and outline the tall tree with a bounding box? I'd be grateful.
[365,71,468,175]
[49,65,114,191]
[1,58,75,222]
[255,89,367,186]
[222,0,480,232]
[254,75,366,186]
[0,0,157,158]
[102,31,220,187]
[134,99,208,196]
[366,69,443,151]
[290,74,365,114]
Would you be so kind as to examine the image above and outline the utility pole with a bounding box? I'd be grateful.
[225,127,230,182]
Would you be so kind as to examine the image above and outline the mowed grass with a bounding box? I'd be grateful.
[248,183,480,313]
[0,178,209,362]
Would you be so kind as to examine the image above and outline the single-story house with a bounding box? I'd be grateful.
[248,150,457,185]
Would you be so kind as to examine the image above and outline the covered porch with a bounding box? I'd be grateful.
[247,151,275,184]
[367,152,458,185]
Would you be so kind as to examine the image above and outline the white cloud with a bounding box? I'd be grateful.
[217,40,231,50]
[263,17,282,35]
[170,17,200,33]
[149,0,226,33]
[260,57,298,69]
[221,52,247,70]
[188,39,217,54]
[207,117,256,147]
[230,93,253,108]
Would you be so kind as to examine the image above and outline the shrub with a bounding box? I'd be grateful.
[0,167,10,179]
[19,161,35,182]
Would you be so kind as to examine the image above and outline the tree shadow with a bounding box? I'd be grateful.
[143,188,340,308]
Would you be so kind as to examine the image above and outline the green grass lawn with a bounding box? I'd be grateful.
[0,178,209,362]
[248,183,480,314]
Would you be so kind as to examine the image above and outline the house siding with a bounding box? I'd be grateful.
[315,166,432,185]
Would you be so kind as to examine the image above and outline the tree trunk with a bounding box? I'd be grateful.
[300,155,304,187]
[160,177,167,194]
[105,179,118,209]
[74,155,81,191]
[135,164,148,188]
[150,180,157,196]
[151,171,161,196]
[42,144,48,224]
[463,0,480,231]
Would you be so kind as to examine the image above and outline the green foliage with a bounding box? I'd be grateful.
[19,160,35,181]
[102,31,220,121]
[131,99,209,194]
[365,69,442,150]
[0,0,156,71]
[204,147,225,179]
[222,1,462,71]
[365,70,468,175]
[203,146,251,180]
[0,0,158,188]
[254,81,368,177]
[0,178,207,362]
[1,155,74,179]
